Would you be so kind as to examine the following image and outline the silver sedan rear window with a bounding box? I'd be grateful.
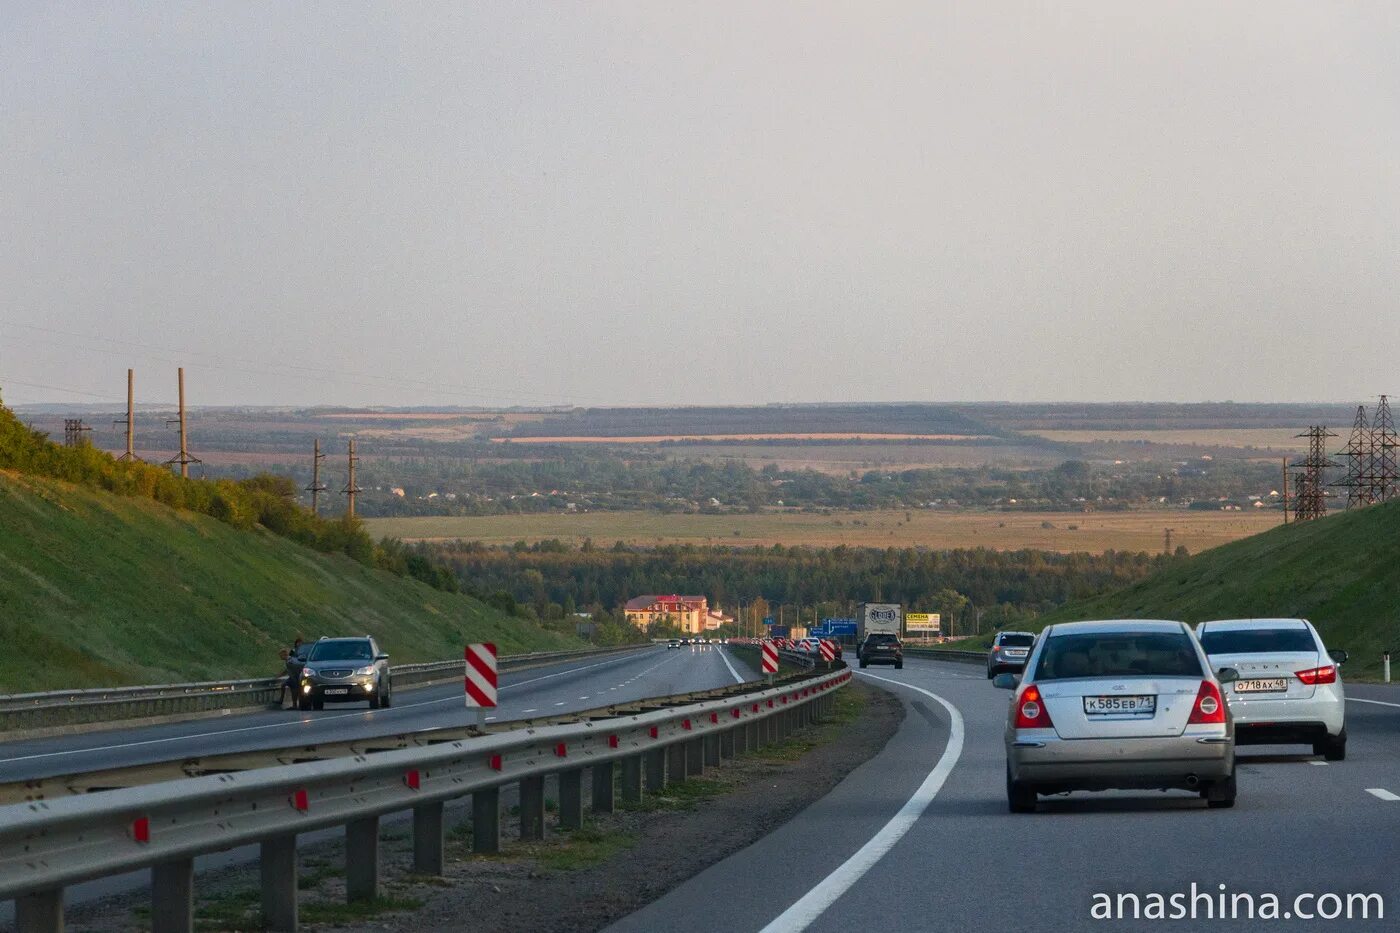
[1034,632,1202,680]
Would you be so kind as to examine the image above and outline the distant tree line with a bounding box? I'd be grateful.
[340,455,1282,518]
[427,539,1173,632]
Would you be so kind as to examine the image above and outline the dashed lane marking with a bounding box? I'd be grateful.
[1349,698,1400,709]
[1366,788,1400,801]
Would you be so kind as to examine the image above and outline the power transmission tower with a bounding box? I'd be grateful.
[306,439,328,515]
[341,438,362,517]
[63,419,92,448]
[1163,527,1174,554]
[1333,405,1373,509]
[113,369,142,462]
[1280,457,1289,523]
[1371,395,1398,503]
[163,368,201,478]
[1291,426,1337,522]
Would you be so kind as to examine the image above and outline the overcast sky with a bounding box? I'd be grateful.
[3,2,1398,408]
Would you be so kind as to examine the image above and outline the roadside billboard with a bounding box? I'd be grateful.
[906,612,941,634]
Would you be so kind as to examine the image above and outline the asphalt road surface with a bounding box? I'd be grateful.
[613,658,1400,933]
[0,644,751,784]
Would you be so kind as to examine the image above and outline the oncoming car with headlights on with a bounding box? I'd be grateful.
[995,620,1239,813]
[297,636,392,711]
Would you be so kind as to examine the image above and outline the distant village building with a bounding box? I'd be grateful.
[624,595,710,634]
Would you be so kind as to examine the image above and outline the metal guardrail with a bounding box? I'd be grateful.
[0,645,649,736]
[902,647,985,664]
[0,664,851,933]
[1,660,821,805]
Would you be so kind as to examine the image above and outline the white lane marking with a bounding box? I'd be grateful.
[0,651,655,766]
[553,702,566,707]
[1349,697,1400,709]
[1366,788,1400,801]
[1308,761,1329,766]
[522,708,537,713]
[759,671,965,933]
[716,647,747,685]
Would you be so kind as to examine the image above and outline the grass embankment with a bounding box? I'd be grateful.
[365,508,1275,554]
[0,473,578,691]
[949,501,1400,679]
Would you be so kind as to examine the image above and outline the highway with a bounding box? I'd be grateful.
[615,658,1400,933]
[0,644,751,785]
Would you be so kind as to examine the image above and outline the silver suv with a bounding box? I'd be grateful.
[297,636,392,711]
[987,631,1036,679]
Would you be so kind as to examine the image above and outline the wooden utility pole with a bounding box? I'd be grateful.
[342,438,362,517]
[164,368,200,478]
[114,369,140,461]
[306,439,327,515]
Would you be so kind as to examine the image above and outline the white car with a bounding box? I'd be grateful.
[1195,619,1348,760]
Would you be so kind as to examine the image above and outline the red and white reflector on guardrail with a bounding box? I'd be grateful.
[465,643,498,709]
[761,641,779,674]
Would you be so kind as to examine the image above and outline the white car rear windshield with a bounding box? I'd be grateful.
[1199,629,1316,654]
[1034,632,1202,680]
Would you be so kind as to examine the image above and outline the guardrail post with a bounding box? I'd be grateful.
[592,761,615,813]
[621,754,643,802]
[261,834,298,932]
[151,857,194,933]
[703,732,721,767]
[685,737,704,776]
[520,775,546,840]
[473,787,500,854]
[719,727,735,760]
[666,742,687,784]
[644,748,666,791]
[413,801,445,875]
[15,889,63,933]
[559,768,583,829]
[346,816,380,902]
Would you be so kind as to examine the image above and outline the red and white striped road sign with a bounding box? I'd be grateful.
[819,639,836,662]
[761,640,779,674]
[465,643,498,708]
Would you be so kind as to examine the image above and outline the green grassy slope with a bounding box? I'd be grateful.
[0,472,579,692]
[1021,502,1400,678]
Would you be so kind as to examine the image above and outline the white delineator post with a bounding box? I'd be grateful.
[761,639,779,684]
[465,643,498,727]
[1385,651,1392,684]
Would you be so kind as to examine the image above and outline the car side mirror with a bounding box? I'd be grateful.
[1216,667,1240,684]
[375,654,389,662]
[992,673,1020,690]
[1328,649,1348,665]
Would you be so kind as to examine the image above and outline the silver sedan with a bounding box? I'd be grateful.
[995,620,1238,812]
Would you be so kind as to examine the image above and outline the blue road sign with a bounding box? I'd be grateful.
[763,616,776,626]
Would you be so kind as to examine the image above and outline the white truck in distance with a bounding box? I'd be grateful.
[856,603,902,641]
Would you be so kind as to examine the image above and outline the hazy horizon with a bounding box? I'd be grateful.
[4,3,1399,409]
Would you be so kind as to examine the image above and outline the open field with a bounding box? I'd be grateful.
[365,509,1280,554]
[491,432,994,444]
[1028,428,1305,450]
[660,442,1062,472]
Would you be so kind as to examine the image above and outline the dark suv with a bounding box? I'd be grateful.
[298,636,392,710]
[986,631,1035,679]
[858,633,903,669]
